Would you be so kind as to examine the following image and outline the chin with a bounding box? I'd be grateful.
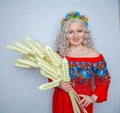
[70,40,82,45]
[70,43,82,46]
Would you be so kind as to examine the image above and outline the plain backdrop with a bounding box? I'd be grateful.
[0,0,120,113]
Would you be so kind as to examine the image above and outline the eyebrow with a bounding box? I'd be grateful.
[68,28,83,31]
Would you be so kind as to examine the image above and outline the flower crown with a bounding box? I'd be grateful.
[60,11,88,27]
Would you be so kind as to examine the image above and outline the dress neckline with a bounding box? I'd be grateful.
[65,54,103,62]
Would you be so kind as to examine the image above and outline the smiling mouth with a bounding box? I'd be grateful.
[72,38,80,42]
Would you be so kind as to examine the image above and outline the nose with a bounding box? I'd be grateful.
[74,32,78,38]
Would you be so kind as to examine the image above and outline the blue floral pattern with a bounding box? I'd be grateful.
[68,59,109,82]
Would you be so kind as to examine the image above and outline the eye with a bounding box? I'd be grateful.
[77,30,83,33]
[68,31,73,34]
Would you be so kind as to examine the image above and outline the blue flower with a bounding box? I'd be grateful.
[85,22,88,27]
[81,70,90,79]
[76,66,82,73]
[75,11,80,16]
[65,13,71,19]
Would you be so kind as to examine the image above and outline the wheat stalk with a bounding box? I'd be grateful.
[7,37,87,113]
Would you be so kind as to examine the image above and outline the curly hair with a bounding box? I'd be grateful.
[55,19,94,56]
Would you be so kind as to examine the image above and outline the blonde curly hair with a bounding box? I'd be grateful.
[55,19,94,56]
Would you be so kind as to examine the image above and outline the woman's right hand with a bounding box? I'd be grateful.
[59,82,72,92]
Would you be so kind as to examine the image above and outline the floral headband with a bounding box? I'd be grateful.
[60,11,88,27]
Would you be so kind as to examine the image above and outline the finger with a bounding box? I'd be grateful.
[83,99,92,107]
[62,83,71,87]
[82,100,89,107]
[80,98,86,103]
[61,84,70,88]
[65,89,72,92]
[85,102,90,107]
[78,94,86,98]
[64,86,72,92]
[82,101,86,107]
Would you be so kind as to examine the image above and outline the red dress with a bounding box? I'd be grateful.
[52,54,110,113]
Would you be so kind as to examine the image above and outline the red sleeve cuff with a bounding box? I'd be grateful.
[93,86,108,103]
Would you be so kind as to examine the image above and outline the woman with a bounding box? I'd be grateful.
[52,11,111,113]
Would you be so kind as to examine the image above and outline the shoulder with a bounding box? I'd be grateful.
[85,48,100,57]
[84,48,105,63]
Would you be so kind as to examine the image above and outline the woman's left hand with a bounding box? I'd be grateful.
[79,94,98,107]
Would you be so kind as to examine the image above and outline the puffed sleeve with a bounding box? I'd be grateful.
[92,55,111,103]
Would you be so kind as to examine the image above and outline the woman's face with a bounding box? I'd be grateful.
[67,22,84,46]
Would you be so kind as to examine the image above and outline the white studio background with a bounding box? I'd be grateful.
[0,0,120,113]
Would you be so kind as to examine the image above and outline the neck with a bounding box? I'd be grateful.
[69,44,85,51]
[67,44,87,57]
